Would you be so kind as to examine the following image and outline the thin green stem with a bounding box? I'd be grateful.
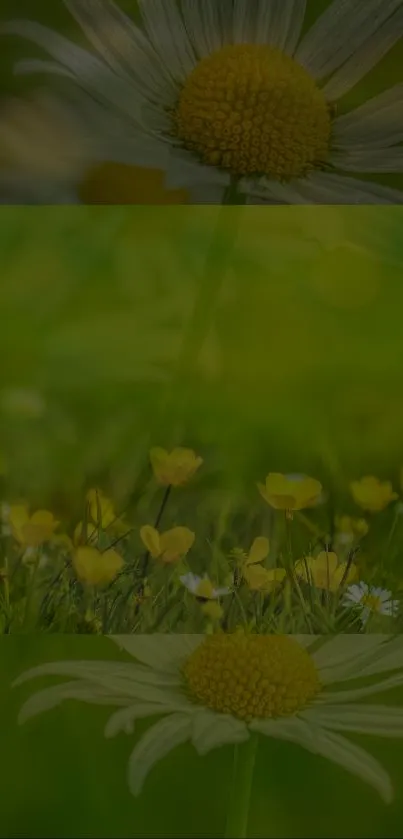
[224,734,258,839]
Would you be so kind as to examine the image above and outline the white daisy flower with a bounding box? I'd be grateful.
[344,582,399,624]
[3,0,403,204]
[180,571,230,599]
[13,634,403,803]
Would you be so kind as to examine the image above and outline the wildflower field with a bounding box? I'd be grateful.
[1,205,403,637]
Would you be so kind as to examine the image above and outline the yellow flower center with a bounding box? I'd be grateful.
[362,594,382,612]
[182,634,321,722]
[174,45,331,180]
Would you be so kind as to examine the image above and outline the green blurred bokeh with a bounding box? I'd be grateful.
[1,205,403,509]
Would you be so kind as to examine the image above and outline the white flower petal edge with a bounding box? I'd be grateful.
[191,709,249,756]
[127,713,193,797]
[301,703,403,737]
[250,716,394,804]
[110,634,204,673]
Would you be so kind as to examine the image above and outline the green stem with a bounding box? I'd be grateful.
[224,734,258,839]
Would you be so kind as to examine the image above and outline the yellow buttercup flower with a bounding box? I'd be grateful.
[8,505,59,548]
[86,488,127,534]
[72,546,124,587]
[350,477,398,513]
[244,565,287,593]
[258,473,323,515]
[79,163,189,205]
[140,525,195,564]
[294,552,358,592]
[73,521,98,547]
[334,515,369,542]
[149,447,203,487]
[236,536,286,593]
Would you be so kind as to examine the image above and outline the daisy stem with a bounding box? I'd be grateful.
[224,733,258,839]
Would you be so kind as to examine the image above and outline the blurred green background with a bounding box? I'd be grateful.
[1,635,403,838]
[1,205,403,510]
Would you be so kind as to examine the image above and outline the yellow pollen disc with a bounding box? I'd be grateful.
[174,45,331,180]
[182,634,321,722]
[362,594,382,612]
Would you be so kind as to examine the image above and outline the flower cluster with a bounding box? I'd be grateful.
[1,446,402,634]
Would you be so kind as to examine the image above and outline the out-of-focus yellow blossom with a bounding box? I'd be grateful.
[72,546,124,587]
[140,525,195,564]
[201,601,223,621]
[350,476,398,513]
[79,163,189,204]
[258,473,323,516]
[8,505,59,548]
[86,488,127,533]
[294,552,358,592]
[244,565,287,593]
[73,521,98,547]
[234,536,286,593]
[334,515,369,543]
[149,447,203,487]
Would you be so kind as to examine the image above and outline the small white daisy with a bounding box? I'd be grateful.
[13,634,403,802]
[180,571,230,599]
[344,582,399,624]
[3,0,403,203]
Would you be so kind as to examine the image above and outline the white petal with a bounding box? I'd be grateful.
[251,716,393,803]
[18,680,128,724]
[138,0,196,82]
[127,712,192,796]
[295,0,402,82]
[323,4,403,101]
[313,635,388,680]
[187,183,227,203]
[233,0,257,44]
[110,634,204,673]
[301,703,403,737]
[13,659,182,702]
[241,177,313,204]
[191,710,249,755]
[2,20,143,123]
[333,84,403,150]
[181,0,233,57]
[164,150,230,189]
[298,172,403,204]
[318,671,403,703]
[330,148,403,173]
[63,0,176,98]
[13,58,76,82]
[104,700,192,738]
[262,0,306,53]
[352,637,403,679]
